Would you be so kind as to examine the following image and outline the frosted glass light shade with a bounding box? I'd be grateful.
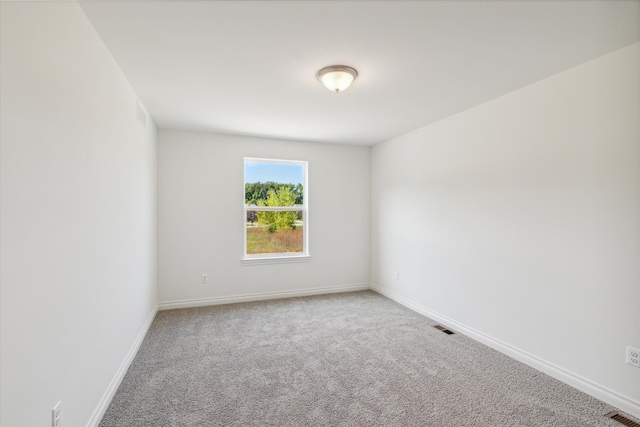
[317,65,358,93]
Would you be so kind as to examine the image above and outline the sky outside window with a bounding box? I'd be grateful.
[245,161,304,185]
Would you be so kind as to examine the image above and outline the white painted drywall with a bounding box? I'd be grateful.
[372,43,640,412]
[158,130,370,304]
[0,3,157,426]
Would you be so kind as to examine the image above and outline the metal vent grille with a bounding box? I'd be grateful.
[433,325,455,335]
[606,411,640,427]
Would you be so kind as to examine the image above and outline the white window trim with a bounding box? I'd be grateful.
[242,158,309,265]
[241,255,311,266]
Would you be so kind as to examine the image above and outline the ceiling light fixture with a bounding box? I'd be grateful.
[317,65,358,93]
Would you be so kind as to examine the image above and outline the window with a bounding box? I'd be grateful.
[243,158,308,264]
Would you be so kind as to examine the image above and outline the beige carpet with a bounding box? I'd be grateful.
[99,291,630,426]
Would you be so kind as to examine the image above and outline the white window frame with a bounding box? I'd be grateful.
[242,157,309,265]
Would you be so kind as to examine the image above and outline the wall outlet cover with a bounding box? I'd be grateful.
[52,401,61,427]
[627,346,640,368]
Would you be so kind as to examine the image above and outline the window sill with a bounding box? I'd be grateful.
[241,255,311,266]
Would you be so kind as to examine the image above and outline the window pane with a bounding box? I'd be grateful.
[246,211,304,254]
[245,161,304,206]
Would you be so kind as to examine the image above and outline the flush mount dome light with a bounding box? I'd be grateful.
[317,65,358,93]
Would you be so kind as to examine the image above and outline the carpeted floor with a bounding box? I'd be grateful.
[100,291,630,426]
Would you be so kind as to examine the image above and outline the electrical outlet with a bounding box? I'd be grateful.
[627,346,640,368]
[395,271,400,281]
[201,274,208,284]
[52,401,61,427]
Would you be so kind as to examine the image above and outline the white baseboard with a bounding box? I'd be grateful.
[158,283,371,310]
[370,283,640,420]
[86,304,158,427]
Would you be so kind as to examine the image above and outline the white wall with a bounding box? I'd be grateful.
[158,130,370,305]
[1,3,157,427]
[371,43,640,415]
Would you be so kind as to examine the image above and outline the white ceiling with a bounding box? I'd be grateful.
[79,1,640,146]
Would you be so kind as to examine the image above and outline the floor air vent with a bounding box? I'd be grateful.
[606,411,640,427]
[433,325,455,335]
